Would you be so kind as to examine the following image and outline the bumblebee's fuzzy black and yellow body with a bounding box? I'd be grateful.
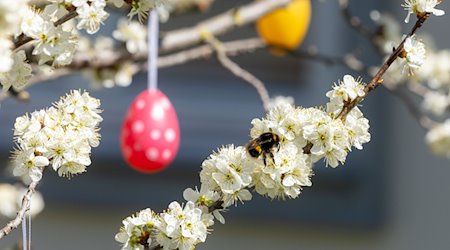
[246,132,280,166]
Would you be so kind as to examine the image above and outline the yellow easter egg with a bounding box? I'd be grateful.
[256,0,312,50]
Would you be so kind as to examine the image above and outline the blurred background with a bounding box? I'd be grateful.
[1,0,450,249]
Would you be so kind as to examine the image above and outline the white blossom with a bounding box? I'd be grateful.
[115,208,159,250]
[0,50,32,91]
[0,37,13,73]
[426,119,450,158]
[183,185,222,224]
[11,90,102,180]
[344,108,371,150]
[267,95,295,110]
[422,91,449,116]
[156,201,208,250]
[418,49,450,90]
[113,18,147,54]
[29,19,77,66]
[326,75,365,114]
[403,0,445,23]
[128,0,162,22]
[252,142,312,199]
[0,0,29,35]
[76,1,109,34]
[12,149,49,182]
[115,62,139,87]
[200,145,254,207]
[403,35,426,72]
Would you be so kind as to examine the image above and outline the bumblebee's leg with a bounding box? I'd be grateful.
[268,152,275,165]
[262,152,275,166]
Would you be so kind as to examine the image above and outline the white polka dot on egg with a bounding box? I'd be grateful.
[164,128,176,142]
[150,129,161,140]
[162,149,172,159]
[132,120,145,133]
[136,99,146,110]
[160,97,170,110]
[150,104,165,121]
[146,147,159,161]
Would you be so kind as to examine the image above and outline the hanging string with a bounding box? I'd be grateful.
[147,10,159,90]
[21,210,27,250]
[28,209,31,250]
[21,201,32,250]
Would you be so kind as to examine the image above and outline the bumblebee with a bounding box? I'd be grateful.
[246,132,280,166]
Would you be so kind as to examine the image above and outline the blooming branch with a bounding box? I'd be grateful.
[0,90,103,239]
[115,1,447,249]
[336,12,431,120]
[0,177,41,239]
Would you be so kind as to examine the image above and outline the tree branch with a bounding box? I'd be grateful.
[0,169,43,239]
[203,33,271,112]
[160,0,290,52]
[336,14,430,120]
[287,47,370,74]
[0,38,266,102]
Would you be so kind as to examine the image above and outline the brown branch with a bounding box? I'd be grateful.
[160,0,290,52]
[0,169,43,239]
[337,0,441,130]
[336,14,430,120]
[203,33,270,112]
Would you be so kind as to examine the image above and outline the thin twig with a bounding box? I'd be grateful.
[0,169,43,239]
[386,84,437,129]
[203,32,271,112]
[288,48,370,74]
[337,0,378,50]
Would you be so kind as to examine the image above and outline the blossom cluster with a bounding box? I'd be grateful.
[11,90,102,181]
[0,0,166,91]
[115,202,212,250]
[402,0,444,23]
[116,75,371,249]
[371,1,449,159]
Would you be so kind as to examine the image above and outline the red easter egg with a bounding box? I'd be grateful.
[121,89,180,173]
